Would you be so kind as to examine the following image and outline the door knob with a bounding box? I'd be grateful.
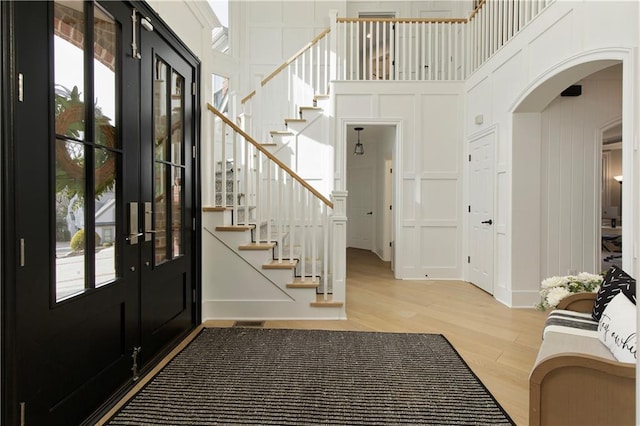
[366,211,373,215]
[481,219,493,225]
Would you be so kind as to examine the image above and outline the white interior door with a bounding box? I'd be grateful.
[348,166,374,250]
[469,134,495,294]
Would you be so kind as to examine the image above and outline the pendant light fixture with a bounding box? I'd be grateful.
[354,127,364,155]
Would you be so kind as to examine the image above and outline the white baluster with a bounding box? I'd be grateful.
[492,1,498,56]
[413,21,418,80]
[255,150,262,242]
[453,22,458,80]
[368,21,373,80]
[428,23,433,80]
[221,122,226,208]
[323,203,329,300]
[289,178,295,265]
[232,128,238,222]
[324,36,328,94]
[419,22,424,80]
[266,161,272,243]
[243,139,249,226]
[458,24,467,80]
[349,21,354,80]
[447,22,452,80]
[435,22,440,80]
[277,168,283,263]
[312,197,317,282]
[207,110,214,206]
[375,21,380,80]
[402,23,407,80]
[301,186,307,282]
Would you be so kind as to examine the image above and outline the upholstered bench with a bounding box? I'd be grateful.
[529,267,636,426]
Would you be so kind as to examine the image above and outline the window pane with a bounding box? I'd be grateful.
[212,74,229,114]
[154,163,168,265]
[154,58,168,161]
[172,167,183,258]
[94,6,118,148]
[95,148,117,287]
[56,139,86,301]
[171,71,184,165]
[54,0,85,140]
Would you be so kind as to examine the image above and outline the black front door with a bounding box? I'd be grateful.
[3,1,198,424]
[138,13,196,367]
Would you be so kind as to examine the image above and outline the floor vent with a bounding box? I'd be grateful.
[233,321,265,328]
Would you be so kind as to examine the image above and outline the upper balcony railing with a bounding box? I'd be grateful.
[240,0,553,142]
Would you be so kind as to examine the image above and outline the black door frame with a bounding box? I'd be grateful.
[0,1,201,424]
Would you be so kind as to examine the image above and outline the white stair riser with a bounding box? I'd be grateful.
[202,210,232,228]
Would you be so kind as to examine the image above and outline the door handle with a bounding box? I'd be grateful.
[128,202,140,245]
[481,219,493,225]
[144,202,153,242]
[366,211,373,215]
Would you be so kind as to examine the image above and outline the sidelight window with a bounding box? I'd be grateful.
[54,1,120,301]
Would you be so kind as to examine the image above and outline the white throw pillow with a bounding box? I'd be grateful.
[598,293,637,363]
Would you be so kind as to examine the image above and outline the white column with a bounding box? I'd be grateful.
[330,190,348,311]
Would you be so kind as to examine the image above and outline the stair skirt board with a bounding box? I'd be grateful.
[202,300,347,321]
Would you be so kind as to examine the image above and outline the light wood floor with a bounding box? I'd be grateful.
[100,248,547,425]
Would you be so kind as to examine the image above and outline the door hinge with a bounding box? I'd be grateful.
[468,205,471,213]
[131,346,142,381]
[192,82,197,96]
[18,73,24,102]
[468,154,471,162]
[131,9,142,59]
[19,402,26,426]
[193,218,196,231]
[19,238,25,267]
[389,242,392,247]
[141,16,154,32]
[192,145,197,159]
[389,205,392,210]
[389,168,392,173]
[468,256,471,264]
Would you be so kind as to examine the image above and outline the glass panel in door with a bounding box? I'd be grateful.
[53,0,120,301]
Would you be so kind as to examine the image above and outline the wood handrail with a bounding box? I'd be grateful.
[241,27,331,105]
[468,0,488,21]
[337,17,468,24]
[206,103,333,209]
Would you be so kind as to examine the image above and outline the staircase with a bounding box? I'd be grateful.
[202,104,346,320]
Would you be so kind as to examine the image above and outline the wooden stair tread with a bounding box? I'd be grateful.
[239,242,276,250]
[300,106,323,111]
[203,206,227,212]
[310,296,343,307]
[270,130,293,136]
[263,259,298,269]
[260,142,277,146]
[314,94,329,100]
[287,278,320,288]
[215,225,253,232]
[284,118,306,123]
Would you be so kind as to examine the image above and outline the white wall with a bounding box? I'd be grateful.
[234,0,347,94]
[335,81,464,280]
[539,65,622,279]
[465,0,638,307]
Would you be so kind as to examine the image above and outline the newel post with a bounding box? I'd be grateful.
[329,9,338,82]
[330,190,347,308]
